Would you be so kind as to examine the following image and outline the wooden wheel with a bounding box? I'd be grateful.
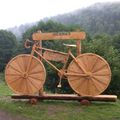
[67,53,111,96]
[5,54,46,95]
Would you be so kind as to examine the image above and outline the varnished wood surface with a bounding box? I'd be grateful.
[32,32,86,41]
[67,53,111,96]
[43,50,68,63]
[5,54,46,95]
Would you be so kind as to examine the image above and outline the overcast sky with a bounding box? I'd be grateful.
[0,0,119,29]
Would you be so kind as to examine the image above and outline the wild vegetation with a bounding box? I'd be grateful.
[50,2,120,36]
[0,30,17,71]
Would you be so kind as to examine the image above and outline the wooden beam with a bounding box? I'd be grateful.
[11,94,117,102]
[32,32,86,41]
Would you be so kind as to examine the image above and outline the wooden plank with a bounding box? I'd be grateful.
[32,32,86,41]
[43,51,68,63]
[11,94,117,102]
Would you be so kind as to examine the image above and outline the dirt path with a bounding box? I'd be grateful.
[0,96,30,120]
[0,110,29,120]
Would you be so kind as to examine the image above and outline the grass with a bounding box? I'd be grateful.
[0,82,12,96]
[0,73,120,120]
[0,98,120,120]
[0,73,12,96]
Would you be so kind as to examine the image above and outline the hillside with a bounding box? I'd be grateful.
[8,2,120,38]
[8,22,37,39]
[50,2,120,35]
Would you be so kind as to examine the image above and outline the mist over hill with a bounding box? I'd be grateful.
[50,2,120,35]
[8,2,120,39]
[8,22,37,39]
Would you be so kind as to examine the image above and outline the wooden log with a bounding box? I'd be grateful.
[11,94,117,102]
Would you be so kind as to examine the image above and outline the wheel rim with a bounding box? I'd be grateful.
[5,54,46,95]
[67,53,111,96]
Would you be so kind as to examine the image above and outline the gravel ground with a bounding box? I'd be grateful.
[0,110,29,120]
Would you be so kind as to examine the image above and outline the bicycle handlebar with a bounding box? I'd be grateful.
[24,39,33,48]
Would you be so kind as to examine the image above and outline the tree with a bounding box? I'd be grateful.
[0,30,17,71]
[112,33,120,52]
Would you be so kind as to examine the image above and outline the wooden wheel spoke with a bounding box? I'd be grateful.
[91,78,101,92]
[29,61,39,72]
[75,79,90,95]
[93,73,110,76]
[86,79,90,95]
[26,79,34,94]
[83,79,90,95]
[73,79,85,90]
[68,69,81,74]
[17,78,25,93]
[11,78,23,93]
[82,56,89,71]
[6,73,21,76]
[66,73,88,77]
[81,79,90,95]
[8,64,22,74]
[93,64,107,73]
[16,58,24,72]
[28,76,43,81]
[27,78,40,90]
[29,70,43,75]
[26,79,30,93]
[69,77,82,81]
[75,60,87,73]
[8,76,22,84]
[22,56,28,71]
[21,79,26,93]
[92,76,108,86]
[91,57,99,71]
[78,79,86,89]
[28,63,41,73]
[23,79,31,94]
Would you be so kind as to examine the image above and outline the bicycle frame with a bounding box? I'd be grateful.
[24,31,88,87]
[29,43,88,79]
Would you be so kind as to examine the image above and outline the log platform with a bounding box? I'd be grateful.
[11,94,117,102]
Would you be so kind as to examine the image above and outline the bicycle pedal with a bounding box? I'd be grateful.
[57,84,62,88]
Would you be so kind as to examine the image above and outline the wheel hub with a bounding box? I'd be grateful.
[86,72,92,78]
[23,73,28,79]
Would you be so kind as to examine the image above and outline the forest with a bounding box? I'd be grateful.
[0,2,120,95]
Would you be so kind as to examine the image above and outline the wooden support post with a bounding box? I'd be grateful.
[38,40,44,96]
[36,32,44,96]
[76,40,81,55]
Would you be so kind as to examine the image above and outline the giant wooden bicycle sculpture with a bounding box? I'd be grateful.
[5,31,111,97]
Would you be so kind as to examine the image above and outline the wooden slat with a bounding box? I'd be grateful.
[32,32,86,41]
[11,94,117,102]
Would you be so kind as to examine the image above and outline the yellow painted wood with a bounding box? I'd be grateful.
[5,54,46,95]
[67,53,111,96]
